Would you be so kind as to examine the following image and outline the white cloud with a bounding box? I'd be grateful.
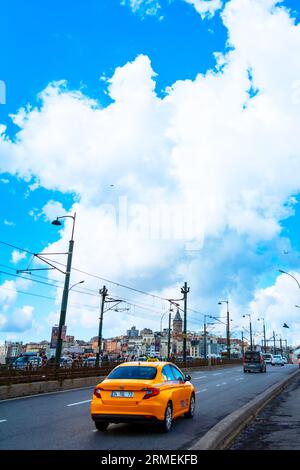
[121,0,224,19]
[1,0,300,342]
[0,280,18,304]
[0,305,34,333]
[42,200,66,222]
[11,250,27,265]
[184,0,223,19]
[4,219,15,227]
[249,272,300,346]
[121,0,161,17]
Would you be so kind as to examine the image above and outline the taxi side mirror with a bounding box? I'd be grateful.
[184,374,191,382]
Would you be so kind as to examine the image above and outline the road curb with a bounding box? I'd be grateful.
[188,368,300,450]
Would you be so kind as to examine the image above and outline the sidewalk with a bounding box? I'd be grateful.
[230,374,300,450]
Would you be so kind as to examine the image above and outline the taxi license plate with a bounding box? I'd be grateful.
[111,391,134,398]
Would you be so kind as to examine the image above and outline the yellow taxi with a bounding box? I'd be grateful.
[91,361,195,433]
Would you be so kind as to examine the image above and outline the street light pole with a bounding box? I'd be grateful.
[181,282,190,367]
[279,270,300,289]
[167,304,173,361]
[243,314,253,351]
[219,300,230,359]
[96,285,108,367]
[52,213,76,369]
[203,316,207,362]
[241,331,244,356]
[160,311,168,333]
[68,280,84,292]
[257,317,266,353]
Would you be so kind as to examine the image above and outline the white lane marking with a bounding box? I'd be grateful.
[216,384,221,387]
[0,419,7,423]
[0,385,98,403]
[196,389,207,394]
[92,429,98,432]
[221,382,227,385]
[213,372,222,376]
[67,399,92,407]
[193,376,207,380]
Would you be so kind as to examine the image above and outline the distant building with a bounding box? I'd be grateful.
[25,343,44,353]
[4,341,23,364]
[127,326,139,338]
[173,308,182,334]
[140,328,153,336]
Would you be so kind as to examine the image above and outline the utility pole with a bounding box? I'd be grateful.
[96,285,108,367]
[273,331,276,354]
[249,317,253,351]
[227,302,230,358]
[219,300,230,359]
[241,331,244,356]
[280,337,283,355]
[181,282,190,367]
[203,316,207,362]
[263,319,266,353]
[54,214,76,369]
[167,303,172,361]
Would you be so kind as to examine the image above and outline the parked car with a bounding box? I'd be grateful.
[135,356,147,362]
[262,353,273,364]
[83,357,97,367]
[60,356,73,368]
[13,355,42,369]
[91,361,195,433]
[243,350,266,373]
[282,356,288,364]
[271,354,285,366]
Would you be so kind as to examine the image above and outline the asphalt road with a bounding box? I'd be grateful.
[0,364,297,450]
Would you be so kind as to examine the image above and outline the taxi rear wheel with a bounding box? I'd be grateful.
[158,402,173,433]
[184,394,195,418]
[95,421,109,432]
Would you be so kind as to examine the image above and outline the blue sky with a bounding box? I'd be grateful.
[1,0,300,346]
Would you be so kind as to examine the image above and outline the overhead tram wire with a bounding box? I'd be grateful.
[0,240,210,326]
[0,240,170,303]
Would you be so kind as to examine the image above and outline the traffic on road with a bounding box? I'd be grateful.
[0,364,297,450]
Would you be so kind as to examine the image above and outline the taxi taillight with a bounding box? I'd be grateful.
[93,387,103,399]
[142,387,160,399]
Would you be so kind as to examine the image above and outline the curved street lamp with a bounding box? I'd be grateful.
[69,280,85,292]
[278,270,300,290]
[257,317,267,353]
[51,212,76,368]
[243,314,253,351]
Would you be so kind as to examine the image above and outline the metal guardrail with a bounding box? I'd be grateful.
[0,358,242,386]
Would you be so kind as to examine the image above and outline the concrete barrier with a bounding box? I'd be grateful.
[189,368,300,450]
[0,376,104,400]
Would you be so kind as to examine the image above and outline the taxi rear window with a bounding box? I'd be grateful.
[108,366,157,380]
